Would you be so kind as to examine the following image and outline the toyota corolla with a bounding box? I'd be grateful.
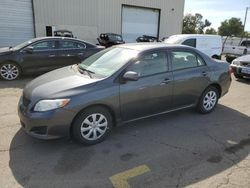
[18,44,231,145]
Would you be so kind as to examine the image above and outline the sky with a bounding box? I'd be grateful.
[184,0,250,32]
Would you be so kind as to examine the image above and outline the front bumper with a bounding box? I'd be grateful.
[231,65,250,77]
[18,98,76,140]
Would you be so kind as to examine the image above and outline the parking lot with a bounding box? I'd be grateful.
[0,76,250,188]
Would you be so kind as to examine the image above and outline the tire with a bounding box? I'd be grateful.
[0,62,21,81]
[226,56,235,63]
[72,106,113,145]
[196,86,219,114]
[234,74,243,79]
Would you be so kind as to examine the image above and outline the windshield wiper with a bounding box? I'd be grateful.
[77,64,94,78]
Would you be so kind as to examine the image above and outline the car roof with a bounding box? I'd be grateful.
[116,43,190,51]
[29,37,95,46]
[169,34,221,39]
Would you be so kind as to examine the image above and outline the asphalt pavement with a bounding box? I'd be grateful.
[0,76,250,188]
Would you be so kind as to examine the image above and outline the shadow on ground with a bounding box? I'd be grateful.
[9,105,250,188]
[0,75,38,89]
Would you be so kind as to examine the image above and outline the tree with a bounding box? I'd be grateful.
[218,18,244,37]
[182,13,211,34]
[182,14,197,34]
[205,28,217,34]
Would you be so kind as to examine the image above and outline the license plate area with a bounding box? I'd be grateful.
[241,67,250,74]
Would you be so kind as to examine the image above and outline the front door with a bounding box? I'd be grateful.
[119,50,173,121]
[21,40,58,73]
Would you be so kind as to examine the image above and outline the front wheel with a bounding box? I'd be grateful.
[197,87,219,114]
[0,63,21,80]
[72,106,113,145]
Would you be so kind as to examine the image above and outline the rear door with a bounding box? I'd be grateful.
[56,40,86,67]
[119,50,173,121]
[170,49,211,108]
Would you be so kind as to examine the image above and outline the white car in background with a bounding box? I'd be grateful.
[230,54,250,79]
[163,34,222,59]
[222,37,249,62]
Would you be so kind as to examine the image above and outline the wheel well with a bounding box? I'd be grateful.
[208,83,222,98]
[1,61,22,72]
[69,104,117,137]
[212,55,220,59]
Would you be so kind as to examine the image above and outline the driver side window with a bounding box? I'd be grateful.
[128,51,168,77]
[31,41,56,51]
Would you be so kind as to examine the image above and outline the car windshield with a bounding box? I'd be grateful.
[13,39,36,50]
[164,36,183,44]
[79,47,138,78]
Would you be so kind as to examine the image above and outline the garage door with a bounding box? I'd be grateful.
[0,0,34,47]
[122,5,160,43]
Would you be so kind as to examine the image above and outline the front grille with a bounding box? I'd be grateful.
[22,95,31,107]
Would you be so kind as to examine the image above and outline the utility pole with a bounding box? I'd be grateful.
[243,7,250,33]
[240,6,250,44]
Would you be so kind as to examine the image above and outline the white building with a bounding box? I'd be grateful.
[0,0,185,46]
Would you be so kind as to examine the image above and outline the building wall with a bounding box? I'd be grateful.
[33,0,184,44]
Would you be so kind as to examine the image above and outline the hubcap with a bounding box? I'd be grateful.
[80,113,108,141]
[203,91,217,111]
[0,64,19,80]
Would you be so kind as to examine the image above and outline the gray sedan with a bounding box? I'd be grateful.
[18,44,232,145]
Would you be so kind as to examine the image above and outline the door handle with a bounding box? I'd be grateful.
[160,78,171,85]
[48,54,56,57]
[201,71,207,76]
[78,53,84,56]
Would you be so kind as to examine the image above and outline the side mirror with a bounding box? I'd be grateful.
[123,71,139,81]
[24,46,34,54]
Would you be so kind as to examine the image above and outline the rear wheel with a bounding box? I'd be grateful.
[197,86,219,114]
[0,63,21,81]
[72,106,113,145]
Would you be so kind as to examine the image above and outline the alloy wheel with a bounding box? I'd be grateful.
[203,91,217,111]
[0,64,19,80]
[80,113,108,141]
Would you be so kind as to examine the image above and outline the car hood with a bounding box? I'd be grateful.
[0,47,13,55]
[235,55,250,63]
[24,66,101,100]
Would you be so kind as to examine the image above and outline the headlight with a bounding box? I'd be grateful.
[232,60,240,66]
[34,99,70,112]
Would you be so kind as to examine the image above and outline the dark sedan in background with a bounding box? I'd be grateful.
[230,55,250,79]
[18,44,231,145]
[0,37,103,80]
[97,33,125,48]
